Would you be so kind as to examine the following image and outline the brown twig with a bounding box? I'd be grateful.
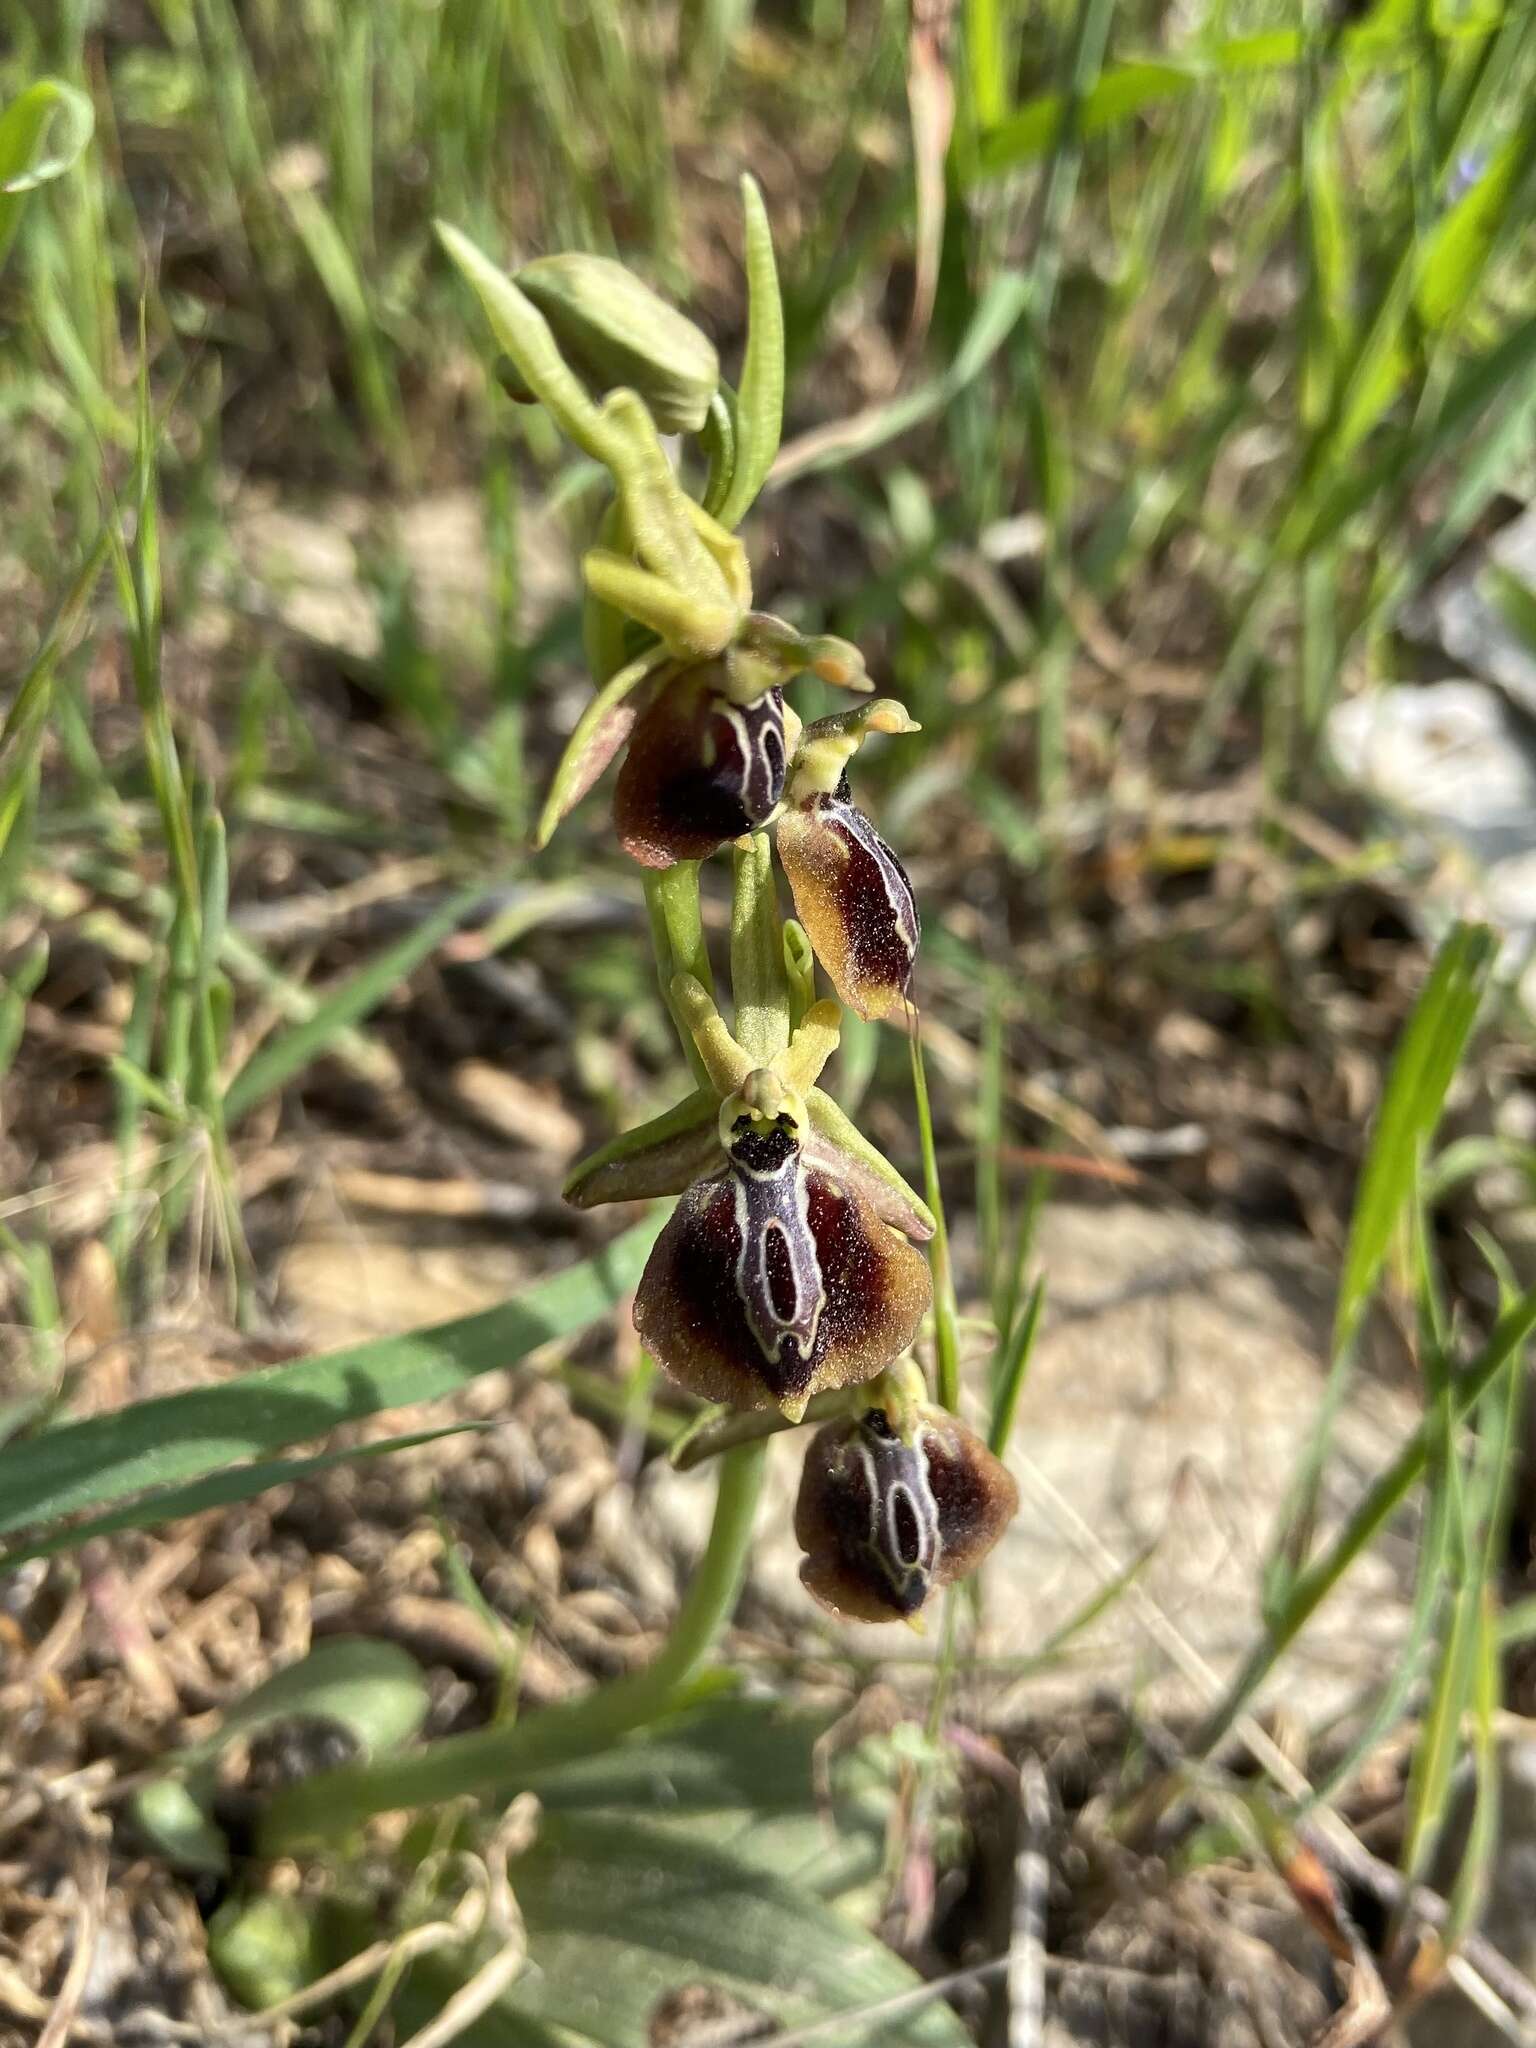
[1008,1758,1051,2048]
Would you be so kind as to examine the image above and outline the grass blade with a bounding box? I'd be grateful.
[1334,923,1497,1360]
[988,1276,1045,1459]
[0,1215,663,1547]
[1415,110,1536,334]
[1196,1280,1536,1759]
[221,880,490,1120]
[0,78,95,269]
[1264,923,1497,1620]
[769,268,1028,486]
[0,1425,485,1571]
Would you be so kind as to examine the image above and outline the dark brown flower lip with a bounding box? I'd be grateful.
[613,667,786,869]
[777,794,919,1022]
[632,1161,932,1417]
[794,1405,1019,1623]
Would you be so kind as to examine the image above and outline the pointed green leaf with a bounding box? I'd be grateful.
[0,1215,663,1547]
[188,1637,429,1768]
[715,175,785,530]
[368,1811,971,2047]
[0,1424,484,1571]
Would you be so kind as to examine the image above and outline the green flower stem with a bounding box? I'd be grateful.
[256,1439,765,1855]
[730,831,790,1063]
[907,1014,961,1413]
[671,1385,857,1471]
[644,862,714,1084]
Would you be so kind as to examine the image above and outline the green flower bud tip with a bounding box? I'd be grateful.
[512,253,720,436]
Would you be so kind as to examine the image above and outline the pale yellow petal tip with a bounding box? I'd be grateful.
[864,698,921,737]
[798,999,843,1037]
[808,637,873,694]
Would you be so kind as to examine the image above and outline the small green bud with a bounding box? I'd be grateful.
[209,1893,319,2011]
[512,254,719,435]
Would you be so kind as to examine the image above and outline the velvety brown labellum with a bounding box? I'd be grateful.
[614,665,786,868]
[777,784,919,1021]
[794,1407,1019,1623]
[633,1165,931,1412]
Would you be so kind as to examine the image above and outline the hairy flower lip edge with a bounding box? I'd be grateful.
[773,694,923,1022]
[632,1163,933,1419]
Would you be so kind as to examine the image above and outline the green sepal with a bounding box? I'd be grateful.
[562,1063,933,1246]
[715,173,786,530]
[436,224,731,618]
[701,385,739,520]
[534,642,671,850]
[684,497,752,609]
[438,221,616,462]
[564,1087,719,1208]
[731,832,791,1064]
[806,1088,935,1242]
[583,548,739,659]
[596,388,736,614]
[582,496,636,685]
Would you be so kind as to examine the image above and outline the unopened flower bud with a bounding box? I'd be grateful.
[794,1403,1018,1622]
[510,254,719,435]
